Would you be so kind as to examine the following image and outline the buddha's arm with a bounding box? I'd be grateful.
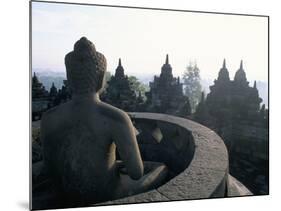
[113,113,144,180]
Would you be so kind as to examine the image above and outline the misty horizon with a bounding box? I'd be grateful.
[32,66,268,107]
[32,2,268,82]
[32,62,269,84]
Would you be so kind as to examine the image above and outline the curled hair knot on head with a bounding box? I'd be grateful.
[65,37,107,94]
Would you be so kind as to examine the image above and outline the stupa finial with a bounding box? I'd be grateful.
[165,54,169,64]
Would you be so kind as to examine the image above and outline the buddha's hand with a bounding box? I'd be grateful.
[116,160,128,175]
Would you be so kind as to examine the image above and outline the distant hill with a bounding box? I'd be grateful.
[32,69,268,108]
[32,69,66,91]
[133,73,154,85]
[32,68,66,75]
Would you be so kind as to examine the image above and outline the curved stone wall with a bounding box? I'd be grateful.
[32,112,251,209]
[101,112,229,205]
[131,114,195,176]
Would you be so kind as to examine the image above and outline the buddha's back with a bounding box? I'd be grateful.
[39,37,145,206]
[41,100,119,203]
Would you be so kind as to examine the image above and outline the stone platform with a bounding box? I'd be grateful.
[100,112,252,205]
[32,112,251,209]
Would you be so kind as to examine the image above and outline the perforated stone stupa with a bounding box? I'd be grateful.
[145,54,191,117]
[102,58,143,111]
[194,59,268,194]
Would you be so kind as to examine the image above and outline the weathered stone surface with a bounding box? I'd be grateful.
[191,132,228,170]
[99,189,168,205]
[129,113,228,200]
[151,127,163,143]
[228,174,252,197]
[131,116,194,174]
[157,167,226,200]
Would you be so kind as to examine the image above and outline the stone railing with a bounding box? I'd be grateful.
[101,112,232,205]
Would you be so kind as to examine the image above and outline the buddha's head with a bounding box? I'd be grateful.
[65,37,107,95]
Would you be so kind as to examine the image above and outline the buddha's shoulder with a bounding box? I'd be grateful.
[41,102,71,121]
[97,102,131,124]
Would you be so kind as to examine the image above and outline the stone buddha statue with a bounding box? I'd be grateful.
[40,37,167,205]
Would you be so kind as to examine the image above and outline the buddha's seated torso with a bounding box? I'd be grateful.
[38,37,168,206]
[42,97,136,202]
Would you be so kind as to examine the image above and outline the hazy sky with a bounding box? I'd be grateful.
[32,1,268,82]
